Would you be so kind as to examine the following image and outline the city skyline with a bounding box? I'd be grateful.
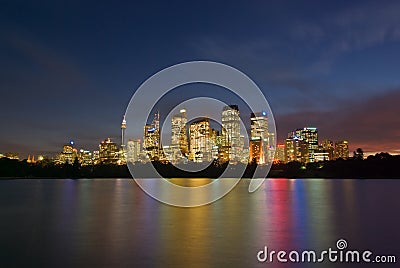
[4,105,356,165]
[1,1,400,157]
[0,101,390,163]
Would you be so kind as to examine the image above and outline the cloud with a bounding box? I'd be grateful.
[300,1,400,73]
[195,2,400,76]
[192,36,329,95]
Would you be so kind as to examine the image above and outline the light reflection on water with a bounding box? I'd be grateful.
[0,178,399,267]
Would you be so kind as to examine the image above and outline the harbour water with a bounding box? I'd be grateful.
[0,178,399,267]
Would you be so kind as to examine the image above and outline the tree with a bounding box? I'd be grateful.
[353,148,364,160]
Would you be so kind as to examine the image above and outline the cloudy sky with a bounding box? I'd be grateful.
[1,0,399,157]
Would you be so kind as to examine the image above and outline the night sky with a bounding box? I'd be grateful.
[1,0,399,158]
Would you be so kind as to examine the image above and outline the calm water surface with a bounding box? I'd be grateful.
[0,178,399,267]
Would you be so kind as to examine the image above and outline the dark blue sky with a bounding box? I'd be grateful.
[1,0,400,157]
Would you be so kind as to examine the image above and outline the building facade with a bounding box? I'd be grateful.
[143,112,162,160]
[250,111,270,164]
[171,109,188,162]
[127,139,141,163]
[189,118,216,162]
[334,140,349,159]
[222,105,242,161]
[99,138,119,164]
[294,127,318,163]
[275,144,285,163]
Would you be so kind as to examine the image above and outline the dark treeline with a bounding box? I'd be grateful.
[0,153,399,179]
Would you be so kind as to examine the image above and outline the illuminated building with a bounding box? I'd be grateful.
[249,138,263,163]
[162,145,172,161]
[250,111,271,164]
[314,151,329,162]
[57,141,78,164]
[268,132,276,162]
[127,139,141,163]
[240,148,250,163]
[215,130,229,162]
[171,109,188,162]
[27,155,36,163]
[284,137,300,162]
[298,142,309,163]
[294,127,318,163]
[189,118,216,162]
[322,139,335,160]
[222,105,241,161]
[239,135,249,163]
[284,135,308,163]
[275,144,285,163]
[78,149,93,166]
[4,153,19,160]
[121,115,126,148]
[92,150,100,164]
[143,112,162,160]
[99,138,119,164]
[334,140,349,159]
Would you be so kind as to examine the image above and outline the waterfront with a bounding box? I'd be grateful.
[0,178,399,267]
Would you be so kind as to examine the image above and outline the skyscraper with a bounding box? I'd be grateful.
[127,139,141,163]
[295,127,318,163]
[144,112,161,160]
[250,111,270,164]
[275,144,285,163]
[222,105,241,161]
[189,118,215,162]
[322,139,335,160]
[284,136,301,163]
[171,109,188,162]
[99,138,119,164]
[334,140,349,159]
[250,138,263,164]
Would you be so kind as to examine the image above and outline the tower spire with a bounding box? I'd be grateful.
[121,115,127,148]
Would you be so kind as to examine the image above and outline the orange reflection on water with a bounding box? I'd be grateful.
[168,178,213,187]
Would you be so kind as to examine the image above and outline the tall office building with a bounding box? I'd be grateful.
[334,140,349,159]
[284,136,301,163]
[222,105,241,161]
[275,144,285,163]
[295,127,318,163]
[189,118,216,162]
[144,112,161,160]
[250,111,270,164]
[127,139,141,163]
[251,112,268,140]
[99,138,119,164]
[249,138,264,164]
[171,109,188,162]
[284,134,309,163]
[322,139,335,160]
[268,132,276,162]
[92,150,100,165]
[215,130,229,162]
